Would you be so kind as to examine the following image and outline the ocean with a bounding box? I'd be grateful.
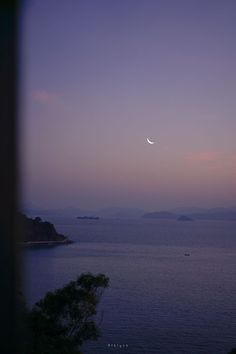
[24,218,236,354]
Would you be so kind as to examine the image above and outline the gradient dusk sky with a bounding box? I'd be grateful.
[20,0,236,210]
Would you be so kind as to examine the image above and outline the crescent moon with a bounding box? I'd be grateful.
[147,138,155,145]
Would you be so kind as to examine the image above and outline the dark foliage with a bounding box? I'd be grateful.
[23,273,109,354]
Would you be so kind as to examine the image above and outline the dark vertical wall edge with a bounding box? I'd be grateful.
[0,1,19,353]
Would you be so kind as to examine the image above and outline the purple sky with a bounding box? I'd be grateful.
[20,0,236,210]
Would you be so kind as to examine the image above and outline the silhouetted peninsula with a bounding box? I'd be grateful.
[18,213,71,246]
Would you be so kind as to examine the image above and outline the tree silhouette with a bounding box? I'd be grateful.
[28,273,109,354]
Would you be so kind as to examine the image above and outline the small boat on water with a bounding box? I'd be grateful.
[184,253,190,256]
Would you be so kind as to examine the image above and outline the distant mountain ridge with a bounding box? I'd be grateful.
[23,205,236,221]
[23,206,91,219]
[96,207,145,219]
[188,208,236,221]
[23,206,146,219]
[143,207,236,221]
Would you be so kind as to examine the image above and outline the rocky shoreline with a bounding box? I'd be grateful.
[20,238,73,247]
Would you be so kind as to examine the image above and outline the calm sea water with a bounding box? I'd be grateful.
[24,218,236,354]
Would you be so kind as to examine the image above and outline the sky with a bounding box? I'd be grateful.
[20,0,236,211]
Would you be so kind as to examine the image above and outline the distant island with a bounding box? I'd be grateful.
[177,215,194,221]
[77,216,100,220]
[18,213,71,246]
